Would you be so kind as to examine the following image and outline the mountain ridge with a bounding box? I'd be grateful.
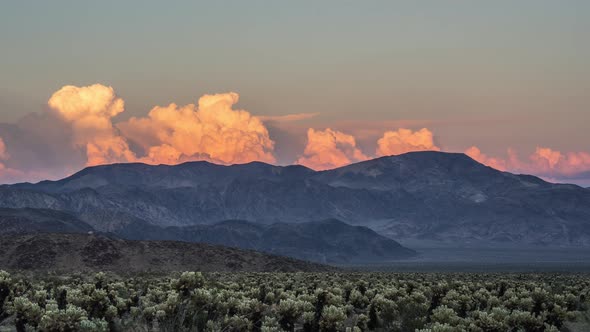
[2,151,590,247]
[0,233,335,273]
[0,208,413,264]
[116,218,417,264]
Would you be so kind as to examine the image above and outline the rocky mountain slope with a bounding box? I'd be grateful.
[0,208,413,264]
[0,208,94,234]
[1,151,589,246]
[117,219,416,264]
[0,233,335,273]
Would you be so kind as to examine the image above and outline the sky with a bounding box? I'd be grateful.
[0,1,589,185]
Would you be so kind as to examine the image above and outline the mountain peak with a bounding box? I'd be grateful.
[3,151,590,247]
[358,151,486,170]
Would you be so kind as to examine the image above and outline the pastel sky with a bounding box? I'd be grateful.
[1,1,589,185]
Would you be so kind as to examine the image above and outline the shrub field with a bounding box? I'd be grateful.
[0,271,587,331]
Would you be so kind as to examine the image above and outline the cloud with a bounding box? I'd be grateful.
[466,146,590,183]
[118,92,276,165]
[258,113,320,165]
[465,146,508,171]
[376,128,440,156]
[2,82,590,187]
[529,148,590,176]
[48,84,136,166]
[296,128,368,170]
[0,137,9,177]
[1,85,280,183]
[531,147,562,171]
[0,137,7,160]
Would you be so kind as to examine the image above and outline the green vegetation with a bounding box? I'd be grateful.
[0,271,587,331]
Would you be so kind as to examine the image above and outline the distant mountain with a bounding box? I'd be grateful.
[0,208,412,264]
[2,151,590,247]
[0,233,335,273]
[0,208,94,234]
[117,219,416,264]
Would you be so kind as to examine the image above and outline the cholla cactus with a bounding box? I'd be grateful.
[0,270,12,318]
[220,314,251,331]
[468,309,509,331]
[94,272,107,289]
[506,309,545,331]
[79,318,109,332]
[11,296,43,331]
[277,298,304,331]
[0,271,585,332]
[319,305,346,332]
[175,272,205,297]
[349,289,369,309]
[430,305,461,326]
[261,316,282,332]
[301,311,315,332]
[38,303,88,331]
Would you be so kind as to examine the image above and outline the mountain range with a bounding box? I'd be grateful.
[116,218,416,263]
[0,233,334,273]
[1,151,589,255]
[0,207,414,264]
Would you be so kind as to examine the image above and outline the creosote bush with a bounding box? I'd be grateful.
[0,271,586,331]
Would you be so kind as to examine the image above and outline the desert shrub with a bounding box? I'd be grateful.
[0,271,12,319]
[0,271,586,331]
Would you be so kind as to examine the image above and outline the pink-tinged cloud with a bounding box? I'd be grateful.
[118,92,276,165]
[376,128,440,156]
[48,84,136,166]
[0,137,9,176]
[465,146,508,171]
[466,146,590,180]
[3,83,590,186]
[297,128,368,170]
[0,137,7,161]
[529,148,590,176]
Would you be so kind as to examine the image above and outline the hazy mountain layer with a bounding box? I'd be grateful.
[0,208,413,264]
[117,219,416,264]
[2,151,590,246]
[0,208,94,234]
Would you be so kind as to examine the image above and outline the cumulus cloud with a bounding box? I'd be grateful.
[296,128,368,170]
[0,85,281,183]
[529,148,590,176]
[376,128,440,156]
[465,146,508,171]
[118,92,275,165]
[259,113,321,165]
[48,84,136,166]
[297,127,440,170]
[3,82,590,187]
[0,137,7,160]
[0,137,9,177]
[466,146,590,182]
[530,147,563,172]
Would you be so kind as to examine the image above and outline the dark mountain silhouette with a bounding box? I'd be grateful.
[0,233,335,273]
[2,151,589,247]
